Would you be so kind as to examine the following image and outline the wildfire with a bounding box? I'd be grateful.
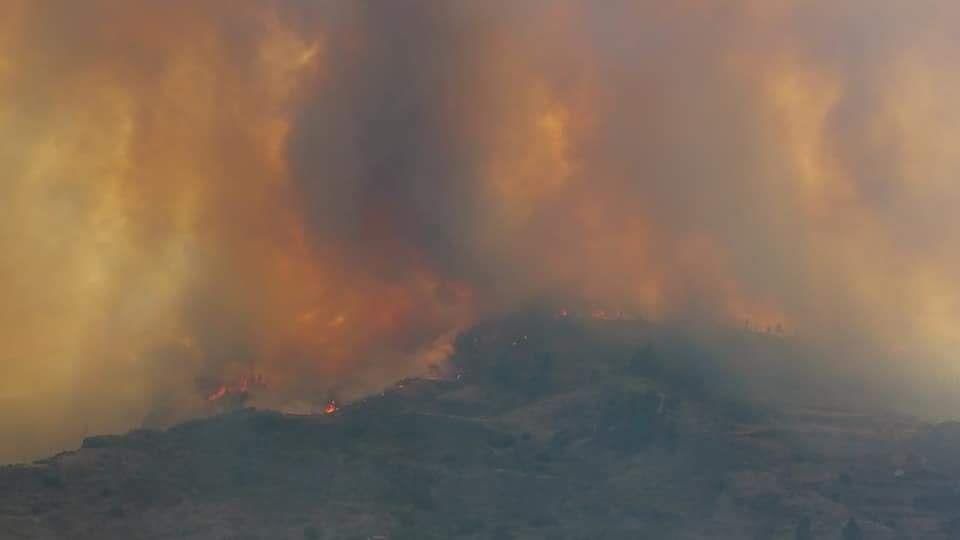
[206,386,228,402]
[554,308,634,321]
[323,400,338,415]
[206,374,266,403]
[5,0,960,465]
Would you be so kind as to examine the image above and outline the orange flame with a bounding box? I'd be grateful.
[206,386,228,402]
[323,400,338,415]
[206,374,266,403]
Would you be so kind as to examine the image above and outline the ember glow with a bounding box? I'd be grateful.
[323,400,338,416]
[206,374,266,403]
[3,1,960,462]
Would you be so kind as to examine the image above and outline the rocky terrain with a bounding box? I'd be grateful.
[3,313,960,539]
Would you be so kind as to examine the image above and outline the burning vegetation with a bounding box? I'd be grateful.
[5,313,960,539]
[323,400,338,415]
[205,374,267,404]
[3,1,960,464]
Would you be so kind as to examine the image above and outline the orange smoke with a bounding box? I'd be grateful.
[0,1,477,461]
[3,1,960,462]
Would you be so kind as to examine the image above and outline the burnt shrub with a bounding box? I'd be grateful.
[455,517,485,535]
[549,429,575,451]
[382,465,434,510]
[941,517,960,537]
[795,516,812,540]
[40,470,63,488]
[596,390,665,452]
[487,431,517,449]
[488,352,555,396]
[627,344,663,377]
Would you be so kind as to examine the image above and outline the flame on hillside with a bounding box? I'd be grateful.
[323,400,339,415]
[206,374,267,403]
[3,1,960,462]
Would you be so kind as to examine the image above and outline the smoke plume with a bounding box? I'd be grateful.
[2,1,959,462]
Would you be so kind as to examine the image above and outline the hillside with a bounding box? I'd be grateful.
[2,313,959,539]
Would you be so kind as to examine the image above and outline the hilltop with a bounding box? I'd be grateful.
[2,313,959,539]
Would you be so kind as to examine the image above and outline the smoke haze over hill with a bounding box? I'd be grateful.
[3,1,960,462]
